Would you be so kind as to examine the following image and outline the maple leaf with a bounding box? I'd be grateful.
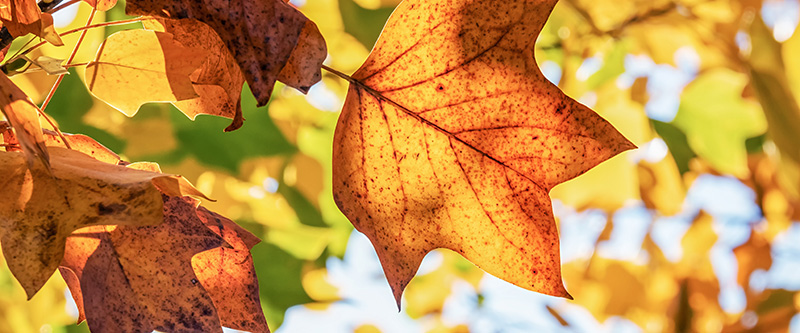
[0,72,49,169]
[332,0,635,304]
[126,0,327,106]
[0,0,63,46]
[143,17,247,131]
[193,205,269,333]
[84,29,206,115]
[1,122,120,164]
[59,196,228,332]
[0,140,210,298]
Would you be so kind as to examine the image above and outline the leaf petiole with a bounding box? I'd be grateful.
[41,7,98,111]
[50,0,82,14]
[37,7,99,151]
[5,17,145,66]
[321,64,355,83]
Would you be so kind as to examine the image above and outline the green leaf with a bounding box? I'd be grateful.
[652,120,695,175]
[672,68,766,177]
[586,42,627,89]
[169,85,295,173]
[279,183,326,227]
[750,15,800,164]
[338,0,395,50]
[251,242,314,331]
[756,289,795,315]
[104,0,141,38]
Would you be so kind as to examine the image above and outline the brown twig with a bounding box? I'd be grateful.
[51,0,82,13]
[38,7,98,150]
[9,17,144,63]
[64,62,88,68]
[41,7,97,110]
[321,64,356,83]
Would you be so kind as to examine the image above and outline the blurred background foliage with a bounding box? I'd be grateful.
[3,0,800,332]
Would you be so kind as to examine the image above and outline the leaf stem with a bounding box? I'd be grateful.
[39,7,99,149]
[41,7,97,111]
[9,17,144,63]
[321,64,355,83]
[64,62,88,68]
[51,0,82,13]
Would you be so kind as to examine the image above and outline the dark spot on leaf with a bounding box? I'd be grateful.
[98,203,127,215]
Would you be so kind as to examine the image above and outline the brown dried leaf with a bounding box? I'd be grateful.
[0,147,209,297]
[127,161,214,201]
[193,206,269,333]
[332,0,634,305]
[59,196,226,332]
[0,1,63,46]
[0,72,49,169]
[41,131,120,165]
[2,124,119,164]
[143,17,247,131]
[126,0,327,106]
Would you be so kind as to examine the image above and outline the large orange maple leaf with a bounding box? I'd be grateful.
[332,0,635,305]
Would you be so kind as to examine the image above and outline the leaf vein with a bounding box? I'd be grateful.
[449,139,523,251]
[380,22,517,93]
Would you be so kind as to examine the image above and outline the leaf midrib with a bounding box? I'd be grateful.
[350,78,550,194]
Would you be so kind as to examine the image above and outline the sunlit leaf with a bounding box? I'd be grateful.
[126,0,327,106]
[85,30,204,115]
[333,0,634,305]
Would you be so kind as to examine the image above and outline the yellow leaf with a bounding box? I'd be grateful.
[354,324,382,333]
[85,30,205,116]
[673,68,766,177]
[301,267,340,303]
[26,55,68,75]
[678,212,716,279]
[0,148,178,297]
[638,152,685,215]
[550,84,649,211]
